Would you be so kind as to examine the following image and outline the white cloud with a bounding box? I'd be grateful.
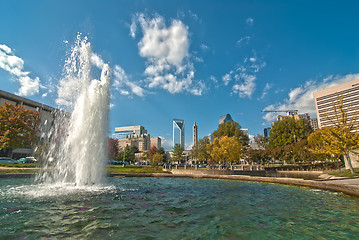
[90,52,145,98]
[232,74,256,98]
[210,75,217,83]
[159,136,173,150]
[0,44,11,54]
[222,74,232,86]
[223,51,266,98]
[246,17,254,26]
[113,65,145,97]
[129,16,137,38]
[0,43,40,96]
[18,75,40,96]
[262,73,359,122]
[131,13,205,95]
[137,15,189,67]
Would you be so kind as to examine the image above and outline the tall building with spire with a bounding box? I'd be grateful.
[193,122,198,147]
[173,119,185,149]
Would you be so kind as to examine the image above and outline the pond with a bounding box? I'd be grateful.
[1,177,359,239]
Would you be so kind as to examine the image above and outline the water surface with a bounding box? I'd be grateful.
[1,177,359,239]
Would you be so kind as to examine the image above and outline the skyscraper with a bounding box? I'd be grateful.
[173,119,185,149]
[219,114,233,125]
[264,127,271,137]
[314,78,359,130]
[193,122,198,147]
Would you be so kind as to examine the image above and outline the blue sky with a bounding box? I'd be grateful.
[1,0,359,150]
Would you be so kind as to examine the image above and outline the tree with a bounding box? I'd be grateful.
[192,136,211,163]
[107,138,118,159]
[147,146,166,165]
[0,103,40,157]
[157,147,167,163]
[172,144,184,164]
[147,146,158,161]
[151,152,164,166]
[208,136,243,166]
[282,139,313,164]
[253,134,269,150]
[307,127,341,159]
[117,145,138,163]
[269,118,312,148]
[309,94,359,174]
[212,121,249,146]
[308,126,359,174]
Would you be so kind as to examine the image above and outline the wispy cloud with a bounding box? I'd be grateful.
[200,44,209,51]
[222,73,232,86]
[246,17,254,26]
[159,136,173,150]
[0,44,40,96]
[262,73,359,122]
[210,75,217,83]
[91,53,145,97]
[112,65,145,97]
[237,36,251,46]
[130,13,205,95]
[257,83,272,100]
[222,50,266,98]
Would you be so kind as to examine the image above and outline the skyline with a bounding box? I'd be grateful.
[1,0,359,150]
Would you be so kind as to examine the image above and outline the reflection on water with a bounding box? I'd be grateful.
[1,177,359,239]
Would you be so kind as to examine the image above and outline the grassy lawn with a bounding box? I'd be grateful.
[107,165,166,174]
[0,167,39,174]
[0,164,166,174]
[329,168,359,178]
[0,163,39,168]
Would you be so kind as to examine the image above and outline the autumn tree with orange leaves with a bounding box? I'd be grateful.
[0,103,40,157]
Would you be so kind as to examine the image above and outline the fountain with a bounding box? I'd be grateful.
[35,35,110,186]
[1,36,359,239]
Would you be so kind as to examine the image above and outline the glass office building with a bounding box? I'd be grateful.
[173,119,185,149]
[113,125,147,139]
[219,114,233,125]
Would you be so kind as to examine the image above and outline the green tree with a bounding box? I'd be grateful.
[151,152,164,166]
[192,136,211,163]
[117,145,138,163]
[208,136,243,166]
[269,118,312,148]
[157,147,167,162]
[0,103,40,157]
[282,139,313,164]
[172,144,184,164]
[212,121,249,146]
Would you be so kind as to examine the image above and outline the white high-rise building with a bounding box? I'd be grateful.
[173,119,185,149]
[313,78,359,129]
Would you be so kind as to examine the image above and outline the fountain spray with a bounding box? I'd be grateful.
[36,35,111,186]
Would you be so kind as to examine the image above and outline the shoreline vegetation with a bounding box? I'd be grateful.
[1,163,358,176]
[1,164,359,197]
